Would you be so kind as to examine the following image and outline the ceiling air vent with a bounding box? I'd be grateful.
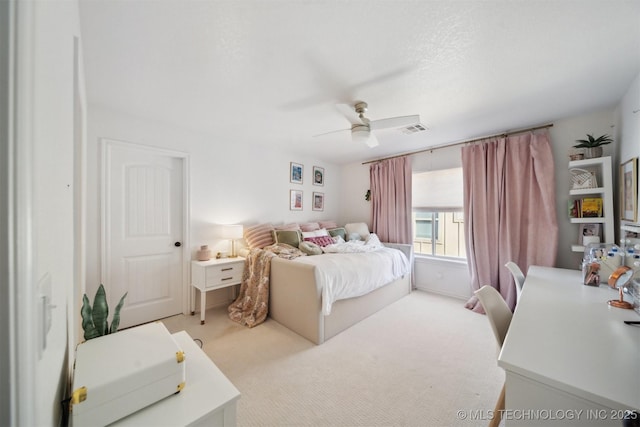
[401,123,428,135]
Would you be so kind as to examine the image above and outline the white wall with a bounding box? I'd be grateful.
[86,105,342,308]
[551,109,617,269]
[4,1,84,425]
[0,0,10,423]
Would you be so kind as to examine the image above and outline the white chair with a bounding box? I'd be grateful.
[505,261,526,303]
[475,285,513,427]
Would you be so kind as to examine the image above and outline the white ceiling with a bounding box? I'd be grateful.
[79,1,640,165]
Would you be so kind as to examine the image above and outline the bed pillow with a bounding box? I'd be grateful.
[299,222,321,232]
[318,220,338,229]
[304,236,335,247]
[301,228,329,239]
[327,227,346,240]
[275,223,300,231]
[344,222,370,241]
[272,230,301,248]
[298,241,322,255]
[244,223,275,249]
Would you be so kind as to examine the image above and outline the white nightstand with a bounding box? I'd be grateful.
[191,257,245,324]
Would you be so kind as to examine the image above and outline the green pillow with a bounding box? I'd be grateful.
[327,227,346,240]
[272,230,301,248]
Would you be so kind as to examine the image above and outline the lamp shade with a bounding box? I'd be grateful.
[220,224,243,240]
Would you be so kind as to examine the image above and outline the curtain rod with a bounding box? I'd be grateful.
[361,123,554,165]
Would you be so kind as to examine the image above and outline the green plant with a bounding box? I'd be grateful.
[573,134,613,148]
[81,284,127,340]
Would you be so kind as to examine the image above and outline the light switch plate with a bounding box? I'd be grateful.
[37,273,53,358]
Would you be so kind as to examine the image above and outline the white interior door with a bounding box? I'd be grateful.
[104,141,185,329]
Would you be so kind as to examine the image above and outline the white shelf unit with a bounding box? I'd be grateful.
[568,156,614,252]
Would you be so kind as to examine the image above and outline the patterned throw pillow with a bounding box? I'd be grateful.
[304,236,334,247]
[244,223,275,249]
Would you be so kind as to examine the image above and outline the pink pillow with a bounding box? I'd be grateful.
[319,220,338,229]
[304,236,334,247]
[275,223,300,231]
[300,222,320,232]
[244,223,275,249]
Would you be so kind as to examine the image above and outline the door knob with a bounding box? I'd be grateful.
[174,242,181,247]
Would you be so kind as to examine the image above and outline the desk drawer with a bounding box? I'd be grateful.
[205,263,243,288]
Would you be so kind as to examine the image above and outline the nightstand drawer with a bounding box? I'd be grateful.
[204,262,243,288]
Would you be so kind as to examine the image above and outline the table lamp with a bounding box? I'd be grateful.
[220,224,243,258]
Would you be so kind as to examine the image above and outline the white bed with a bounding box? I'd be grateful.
[268,243,412,344]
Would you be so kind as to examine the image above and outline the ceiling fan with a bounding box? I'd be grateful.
[314,101,421,148]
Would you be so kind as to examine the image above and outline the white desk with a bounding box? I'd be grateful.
[113,330,241,426]
[498,266,640,426]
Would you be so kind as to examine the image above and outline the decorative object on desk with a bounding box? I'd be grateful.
[312,165,324,186]
[607,265,634,309]
[290,162,303,184]
[71,322,186,426]
[312,192,324,211]
[581,261,601,286]
[620,157,638,222]
[290,189,303,210]
[569,168,597,189]
[220,224,243,258]
[80,284,127,340]
[197,245,211,261]
[573,134,613,159]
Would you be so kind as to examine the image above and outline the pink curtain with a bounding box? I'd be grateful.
[462,130,557,312]
[370,156,412,244]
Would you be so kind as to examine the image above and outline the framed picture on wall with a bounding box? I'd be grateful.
[290,162,303,184]
[312,192,324,211]
[312,166,324,186]
[290,190,303,211]
[578,223,601,246]
[620,157,638,222]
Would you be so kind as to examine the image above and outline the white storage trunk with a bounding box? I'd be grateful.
[71,322,186,426]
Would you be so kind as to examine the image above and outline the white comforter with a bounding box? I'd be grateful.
[292,245,410,315]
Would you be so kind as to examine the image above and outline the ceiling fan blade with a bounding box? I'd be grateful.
[370,114,420,130]
[313,128,351,138]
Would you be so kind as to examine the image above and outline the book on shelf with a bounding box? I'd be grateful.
[581,197,603,218]
[569,197,603,218]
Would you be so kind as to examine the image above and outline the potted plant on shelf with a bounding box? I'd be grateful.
[573,134,613,159]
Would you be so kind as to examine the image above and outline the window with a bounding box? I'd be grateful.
[412,168,466,259]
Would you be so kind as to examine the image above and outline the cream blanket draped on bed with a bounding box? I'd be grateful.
[228,243,305,327]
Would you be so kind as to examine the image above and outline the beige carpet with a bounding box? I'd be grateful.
[162,291,503,427]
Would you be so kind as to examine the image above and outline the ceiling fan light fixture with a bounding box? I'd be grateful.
[352,125,378,147]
